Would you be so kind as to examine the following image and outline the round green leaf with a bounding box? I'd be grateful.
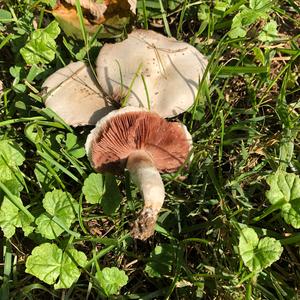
[82,173,105,204]
[26,243,63,285]
[26,243,87,289]
[54,248,87,289]
[0,194,34,238]
[239,228,283,273]
[35,214,65,239]
[266,171,300,228]
[36,189,78,239]
[258,20,278,42]
[96,267,128,296]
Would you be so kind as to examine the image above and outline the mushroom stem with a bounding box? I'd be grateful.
[126,150,165,240]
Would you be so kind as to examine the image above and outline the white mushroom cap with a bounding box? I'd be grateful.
[96,29,208,118]
[42,61,115,126]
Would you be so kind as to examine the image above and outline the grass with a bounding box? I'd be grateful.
[0,0,300,299]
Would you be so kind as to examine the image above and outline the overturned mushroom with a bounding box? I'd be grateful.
[53,0,136,39]
[42,61,115,126]
[96,29,208,118]
[85,107,192,240]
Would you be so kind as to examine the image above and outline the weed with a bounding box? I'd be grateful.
[0,0,300,299]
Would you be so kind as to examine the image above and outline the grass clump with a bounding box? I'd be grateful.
[0,0,300,299]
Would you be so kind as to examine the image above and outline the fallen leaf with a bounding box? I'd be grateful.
[52,0,136,39]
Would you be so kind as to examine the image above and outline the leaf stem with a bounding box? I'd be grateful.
[252,201,285,223]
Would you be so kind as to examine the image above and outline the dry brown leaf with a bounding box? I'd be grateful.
[52,0,136,39]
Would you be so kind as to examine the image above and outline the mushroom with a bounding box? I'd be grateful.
[52,0,136,39]
[42,61,115,126]
[58,0,108,21]
[96,29,208,118]
[85,107,192,240]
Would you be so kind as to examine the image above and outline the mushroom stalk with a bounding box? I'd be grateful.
[126,150,165,240]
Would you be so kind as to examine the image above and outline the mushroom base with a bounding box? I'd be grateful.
[126,150,165,240]
[131,207,158,240]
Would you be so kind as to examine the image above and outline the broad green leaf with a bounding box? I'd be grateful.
[20,33,56,65]
[26,243,62,285]
[43,20,61,39]
[36,189,79,239]
[35,214,65,239]
[266,171,300,228]
[102,174,122,215]
[239,228,283,272]
[82,173,105,204]
[249,0,272,11]
[25,243,87,289]
[96,267,128,296]
[145,244,183,278]
[228,25,247,38]
[258,20,278,42]
[0,196,34,238]
[20,21,60,65]
[0,140,28,238]
[0,140,25,167]
[0,9,12,25]
[54,248,87,289]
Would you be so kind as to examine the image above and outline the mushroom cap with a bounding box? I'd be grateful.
[63,0,136,17]
[53,0,136,39]
[85,107,192,174]
[96,29,208,118]
[42,61,115,126]
[62,0,108,20]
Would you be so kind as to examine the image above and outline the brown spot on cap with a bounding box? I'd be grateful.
[91,111,190,173]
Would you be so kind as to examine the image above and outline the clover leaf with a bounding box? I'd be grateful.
[65,133,86,158]
[239,227,283,273]
[228,0,272,39]
[258,20,278,42]
[96,267,128,296]
[20,20,60,65]
[82,173,105,204]
[266,171,300,228]
[197,4,210,22]
[36,189,79,239]
[25,243,87,289]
